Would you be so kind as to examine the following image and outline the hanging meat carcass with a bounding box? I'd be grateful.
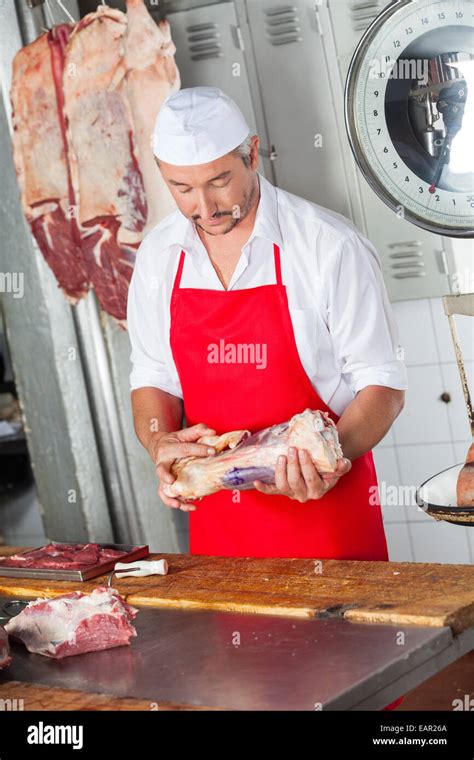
[125,0,180,234]
[62,1,180,323]
[10,26,90,303]
[62,4,148,325]
[10,0,180,326]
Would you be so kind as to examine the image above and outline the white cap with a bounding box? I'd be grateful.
[152,86,251,166]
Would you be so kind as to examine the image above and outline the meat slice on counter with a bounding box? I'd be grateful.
[163,409,344,500]
[0,543,127,570]
[62,5,147,325]
[125,0,180,234]
[10,26,89,302]
[0,626,11,670]
[4,587,138,658]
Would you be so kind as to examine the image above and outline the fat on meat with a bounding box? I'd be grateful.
[4,587,138,658]
[163,409,344,501]
[63,6,146,235]
[10,26,89,302]
[125,0,180,233]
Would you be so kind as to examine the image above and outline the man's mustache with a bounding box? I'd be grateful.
[193,211,233,221]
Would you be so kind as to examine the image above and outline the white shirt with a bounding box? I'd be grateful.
[127,172,407,416]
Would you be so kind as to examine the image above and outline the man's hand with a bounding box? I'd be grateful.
[150,423,216,512]
[253,447,352,503]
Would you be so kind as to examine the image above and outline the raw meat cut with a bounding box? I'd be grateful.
[62,0,180,322]
[163,409,344,500]
[10,0,180,325]
[62,4,146,325]
[10,25,89,302]
[4,586,138,658]
[64,7,146,234]
[125,0,180,234]
[0,626,11,670]
[0,543,127,570]
[456,443,474,507]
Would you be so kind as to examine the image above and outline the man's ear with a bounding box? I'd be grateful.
[250,135,260,170]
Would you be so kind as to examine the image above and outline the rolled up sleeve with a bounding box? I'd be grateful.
[326,232,408,395]
[127,243,182,398]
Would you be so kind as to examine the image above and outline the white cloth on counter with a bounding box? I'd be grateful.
[127,172,408,417]
[152,86,250,165]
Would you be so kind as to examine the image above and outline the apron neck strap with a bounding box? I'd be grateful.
[174,249,186,290]
[273,243,282,285]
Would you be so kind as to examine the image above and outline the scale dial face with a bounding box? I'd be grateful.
[345,0,474,237]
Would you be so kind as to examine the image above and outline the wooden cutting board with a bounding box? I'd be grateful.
[0,680,226,711]
[1,546,474,634]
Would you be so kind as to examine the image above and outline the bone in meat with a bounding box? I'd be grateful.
[163,409,344,500]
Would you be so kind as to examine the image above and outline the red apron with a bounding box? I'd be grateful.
[170,242,389,561]
[169,241,403,710]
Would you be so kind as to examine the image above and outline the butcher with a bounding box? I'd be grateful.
[127,86,408,562]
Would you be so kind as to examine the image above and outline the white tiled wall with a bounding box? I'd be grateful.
[374,297,474,564]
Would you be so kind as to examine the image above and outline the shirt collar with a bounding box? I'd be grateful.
[161,171,283,254]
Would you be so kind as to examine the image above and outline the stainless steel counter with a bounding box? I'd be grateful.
[2,596,473,710]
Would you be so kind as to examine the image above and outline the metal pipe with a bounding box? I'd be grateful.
[72,299,144,543]
[14,0,47,40]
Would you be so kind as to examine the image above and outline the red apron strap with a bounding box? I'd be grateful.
[173,249,186,292]
[273,243,282,285]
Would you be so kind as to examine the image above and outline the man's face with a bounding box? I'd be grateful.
[156,136,260,236]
